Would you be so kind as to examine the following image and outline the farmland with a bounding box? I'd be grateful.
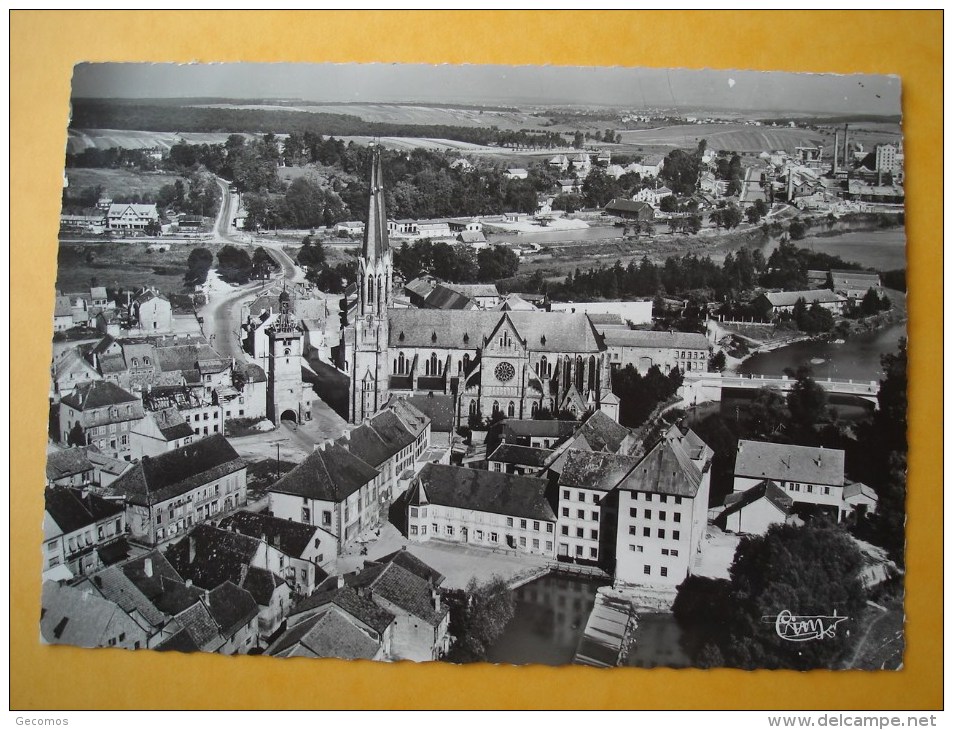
[618,122,900,153]
[66,129,265,154]
[56,240,222,294]
[194,103,542,131]
[64,167,184,199]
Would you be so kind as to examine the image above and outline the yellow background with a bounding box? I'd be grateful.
[11,10,942,710]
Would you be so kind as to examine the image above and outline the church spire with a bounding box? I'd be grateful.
[363,146,389,262]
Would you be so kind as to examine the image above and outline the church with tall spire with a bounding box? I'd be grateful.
[342,146,620,428]
[347,147,393,424]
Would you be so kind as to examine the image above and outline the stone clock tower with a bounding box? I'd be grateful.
[348,148,393,424]
[266,291,312,424]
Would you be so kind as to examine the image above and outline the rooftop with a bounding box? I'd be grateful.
[409,463,556,522]
[107,435,245,506]
[267,442,380,503]
[735,440,846,486]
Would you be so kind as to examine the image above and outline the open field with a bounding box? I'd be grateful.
[618,122,900,153]
[67,129,268,154]
[56,240,221,294]
[194,102,544,131]
[65,167,183,198]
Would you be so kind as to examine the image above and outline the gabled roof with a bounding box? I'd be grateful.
[499,419,578,441]
[347,562,447,626]
[267,607,382,660]
[149,408,194,441]
[844,482,878,502]
[386,396,435,435]
[735,440,845,487]
[575,410,632,453]
[267,442,379,504]
[425,284,475,310]
[409,463,556,522]
[45,487,124,534]
[173,600,223,652]
[41,580,129,647]
[164,523,260,591]
[46,446,97,481]
[559,450,641,492]
[444,283,499,298]
[219,510,332,561]
[241,566,288,606]
[388,309,604,353]
[488,444,554,468]
[721,480,793,519]
[338,410,416,468]
[60,381,139,411]
[291,585,395,635]
[107,435,245,506]
[374,548,445,588]
[206,581,259,637]
[599,328,709,350]
[761,289,843,307]
[618,427,711,498]
[604,199,654,214]
[52,348,100,383]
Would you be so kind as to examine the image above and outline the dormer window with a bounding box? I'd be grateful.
[431,331,437,343]
[399,331,405,342]
[540,335,546,346]
[463,333,469,344]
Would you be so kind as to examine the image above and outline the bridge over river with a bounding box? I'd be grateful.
[679,371,880,407]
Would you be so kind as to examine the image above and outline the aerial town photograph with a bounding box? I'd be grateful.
[42,61,907,670]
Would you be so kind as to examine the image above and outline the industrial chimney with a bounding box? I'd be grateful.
[832,130,840,173]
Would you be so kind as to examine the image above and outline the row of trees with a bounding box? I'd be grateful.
[392,239,520,284]
[183,245,275,286]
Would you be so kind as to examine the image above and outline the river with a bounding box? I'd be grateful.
[756,227,907,272]
[483,574,608,666]
[738,321,906,383]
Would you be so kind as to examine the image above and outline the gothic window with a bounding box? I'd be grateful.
[575,355,584,392]
[429,352,438,376]
[495,361,515,382]
[397,352,406,374]
[367,276,375,305]
[492,400,500,416]
[457,360,463,375]
[469,400,478,415]
[588,355,596,392]
[507,401,516,417]
[540,356,548,379]
[463,353,470,372]
[531,402,539,415]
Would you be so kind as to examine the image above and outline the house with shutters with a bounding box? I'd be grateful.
[405,463,557,557]
[105,434,247,545]
[58,381,145,461]
[43,486,127,578]
[732,440,859,521]
[267,441,385,553]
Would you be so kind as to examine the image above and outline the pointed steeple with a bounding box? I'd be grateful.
[363,146,389,262]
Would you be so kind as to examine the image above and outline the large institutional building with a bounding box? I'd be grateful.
[345,150,619,427]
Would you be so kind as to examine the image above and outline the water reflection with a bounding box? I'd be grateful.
[484,575,608,667]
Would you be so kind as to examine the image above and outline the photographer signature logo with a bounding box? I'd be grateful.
[762,610,849,642]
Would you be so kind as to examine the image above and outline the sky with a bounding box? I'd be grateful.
[71,62,901,116]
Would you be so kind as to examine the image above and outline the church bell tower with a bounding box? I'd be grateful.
[348,147,392,424]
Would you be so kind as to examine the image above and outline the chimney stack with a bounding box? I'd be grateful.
[832,130,840,173]
[336,575,345,589]
[843,124,850,168]
[144,557,153,578]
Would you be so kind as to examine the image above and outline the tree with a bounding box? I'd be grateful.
[216,245,254,284]
[447,576,516,663]
[184,246,213,285]
[786,367,829,432]
[788,219,807,240]
[860,287,883,316]
[297,235,326,270]
[718,522,866,669]
[252,247,277,279]
[709,351,727,372]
